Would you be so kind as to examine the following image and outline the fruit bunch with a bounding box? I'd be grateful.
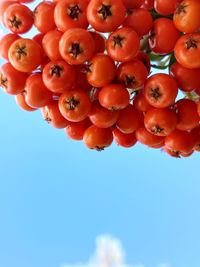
[0,0,200,157]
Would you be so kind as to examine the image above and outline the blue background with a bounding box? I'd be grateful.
[0,1,200,267]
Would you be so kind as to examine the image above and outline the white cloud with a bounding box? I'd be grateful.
[61,235,170,267]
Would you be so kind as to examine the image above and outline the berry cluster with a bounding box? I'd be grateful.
[0,0,200,157]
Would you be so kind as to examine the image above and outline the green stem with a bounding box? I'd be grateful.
[150,9,173,20]
[151,64,169,70]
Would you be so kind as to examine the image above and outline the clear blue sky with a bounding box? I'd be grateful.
[0,2,200,267]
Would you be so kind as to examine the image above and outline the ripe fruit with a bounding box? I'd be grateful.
[25,73,52,108]
[117,60,148,90]
[173,0,200,33]
[155,0,181,16]
[136,127,164,146]
[90,31,105,54]
[89,101,119,128]
[4,3,33,34]
[113,128,137,148]
[144,74,178,108]
[83,125,113,150]
[34,1,56,33]
[134,51,151,74]
[9,38,42,72]
[0,63,27,95]
[59,89,91,122]
[106,27,140,62]
[0,33,20,60]
[123,8,153,37]
[75,65,92,91]
[1,0,200,157]
[99,84,130,111]
[15,93,37,112]
[59,28,95,65]
[133,91,152,112]
[175,99,199,131]
[170,62,200,92]
[42,30,63,61]
[144,107,178,136]
[142,0,155,10]
[42,101,69,129]
[123,0,144,9]
[174,33,200,69]
[54,0,88,32]
[149,18,180,54]
[42,60,76,93]
[86,54,116,88]
[165,129,195,154]
[116,105,141,134]
[0,1,18,26]
[198,102,200,117]
[65,118,91,140]
[87,0,126,33]
[191,126,200,151]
